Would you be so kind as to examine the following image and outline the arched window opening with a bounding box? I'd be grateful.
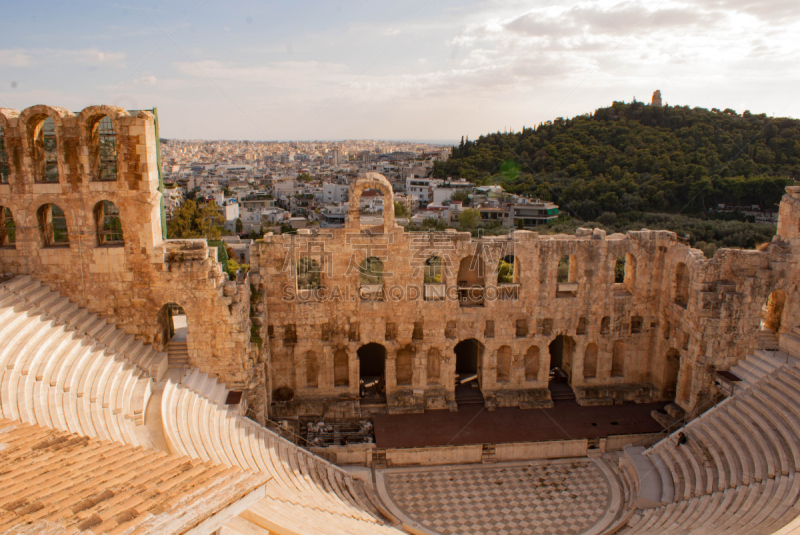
[0,207,16,247]
[37,203,68,246]
[498,255,514,284]
[427,348,441,384]
[424,255,442,284]
[297,256,321,290]
[557,255,577,283]
[396,348,414,386]
[611,341,625,377]
[614,255,626,284]
[583,343,598,379]
[524,346,540,381]
[305,351,318,388]
[458,255,485,307]
[94,201,123,246]
[600,316,611,334]
[454,338,485,405]
[0,126,9,183]
[91,116,117,181]
[359,257,383,285]
[761,290,786,333]
[675,262,689,306]
[496,345,511,383]
[31,117,58,183]
[614,253,636,293]
[556,254,578,297]
[358,343,386,401]
[334,349,349,387]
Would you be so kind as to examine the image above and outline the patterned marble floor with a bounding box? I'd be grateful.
[382,459,612,535]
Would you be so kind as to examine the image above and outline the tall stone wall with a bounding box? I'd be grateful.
[0,105,264,419]
[253,174,800,419]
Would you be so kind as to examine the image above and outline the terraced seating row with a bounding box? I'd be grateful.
[161,377,404,535]
[0,276,168,447]
[624,475,800,535]
[621,346,800,534]
[0,418,270,535]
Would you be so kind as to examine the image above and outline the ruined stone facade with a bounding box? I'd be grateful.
[2,104,799,424]
[0,105,263,417]
[256,174,800,419]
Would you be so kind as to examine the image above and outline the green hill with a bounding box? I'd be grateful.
[436,101,799,219]
[434,101,800,254]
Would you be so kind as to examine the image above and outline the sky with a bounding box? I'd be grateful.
[1,0,799,142]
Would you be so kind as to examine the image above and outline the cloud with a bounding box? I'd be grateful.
[0,50,32,67]
[0,48,125,68]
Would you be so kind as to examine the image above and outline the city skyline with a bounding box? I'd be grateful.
[1,0,799,141]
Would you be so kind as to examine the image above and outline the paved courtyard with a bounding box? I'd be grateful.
[381,459,614,535]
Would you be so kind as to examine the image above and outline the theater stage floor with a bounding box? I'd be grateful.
[372,400,668,448]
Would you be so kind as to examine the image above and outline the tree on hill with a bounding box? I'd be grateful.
[459,208,481,229]
[449,189,471,206]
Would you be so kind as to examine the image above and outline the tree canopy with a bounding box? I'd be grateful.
[167,200,225,240]
[435,102,799,219]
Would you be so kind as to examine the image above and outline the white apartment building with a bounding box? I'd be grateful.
[323,182,349,204]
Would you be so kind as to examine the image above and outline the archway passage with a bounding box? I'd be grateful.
[158,303,188,366]
[454,339,484,405]
[548,335,576,401]
[664,349,681,400]
[358,343,386,404]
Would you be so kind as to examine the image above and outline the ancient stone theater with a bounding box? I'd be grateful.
[2,104,800,534]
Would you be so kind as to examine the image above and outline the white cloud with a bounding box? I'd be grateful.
[0,47,125,67]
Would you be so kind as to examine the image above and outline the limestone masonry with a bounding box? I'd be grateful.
[1,104,798,424]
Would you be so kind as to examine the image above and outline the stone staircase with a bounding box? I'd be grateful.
[167,340,190,367]
[482,443,497,464]
[618,339,800,534]
[0,275,168,447]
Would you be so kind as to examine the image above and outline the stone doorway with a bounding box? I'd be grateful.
[358,343,386,404]
[549,335,576,401]
[158,303,189,367]
[454,339,484,405]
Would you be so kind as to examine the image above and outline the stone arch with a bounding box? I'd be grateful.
[305,351,318,388]
[611,340,626,377]
[297,256,321,290]
[761,289,787,333]
[333,348,349,387]
[614,252,636,291]
[358,343,386,400]
[583,343,598,379]
[424,255,443,284]
[156,302,188,355]
[0,206,16,247]
[395,347,414,386]
[557,254,577,283]
[675,262,689,306]
[496,345,512,383]
[347,172,395,231]
[426,347,441,384]
[498,254,515,284]
[524,345,539,381]
[549,334,576,378]
[93,200,123,246]
[458,254,485,306]
[19,105,73,185]
[359,257,383,285]
[664,348,681,399]
[37,203,69,247]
